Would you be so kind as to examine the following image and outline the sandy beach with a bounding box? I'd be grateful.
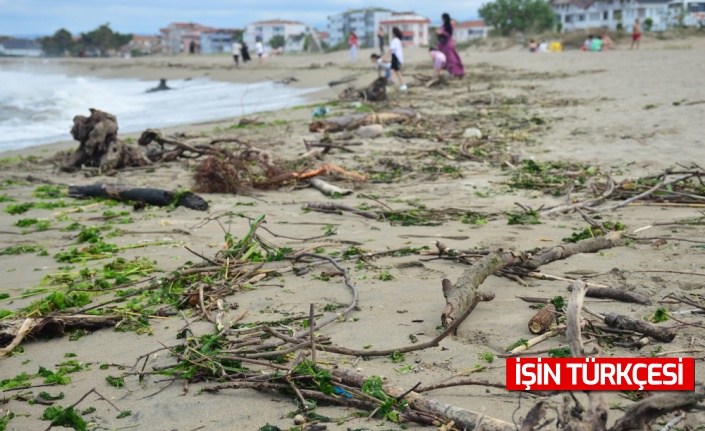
[1,34,705,431]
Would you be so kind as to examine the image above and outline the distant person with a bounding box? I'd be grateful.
[429,47,446,77]
[583,35,593,51]
[348,31,359,61]
[539,40,548,53]
[601,33,615,50]
[231,40,242,66]
[436,13,464,77]
[528,39,538,53]
[255,39,264,64]
[377,26,386,55]
[241,42,251,62]
[189,40,196,54]
[631,19,642,49]
[383,27,407,91]
[590,35,604,51]
[370,53,391,82]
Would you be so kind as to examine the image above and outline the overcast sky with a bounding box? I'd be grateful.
[1,0,483,37]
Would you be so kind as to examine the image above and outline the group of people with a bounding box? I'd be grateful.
[230,39,265,66]
[365,12,466,91]
[582,34,615,51]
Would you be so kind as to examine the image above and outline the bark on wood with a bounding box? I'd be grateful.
[309,109,417,133]
[567,285,652,306]
[68,183,208,211]
[604,312,677,342]
[610,384,705,431]
[560,391,609,431]
[61,109,152,172]
[566,280,588,357]
[442,232,623,331]
[521,401,548,431]
[331,368,516,431]
[528,304,556,335]
[309,178,353,197]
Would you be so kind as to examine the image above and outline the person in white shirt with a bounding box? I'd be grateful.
[231,41,242,66]
[382,27,406,91]
[255,39,264,64]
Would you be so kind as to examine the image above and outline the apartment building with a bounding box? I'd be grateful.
[327,8,392,47]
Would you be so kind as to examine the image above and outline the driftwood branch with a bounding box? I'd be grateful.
[68,183,208,211]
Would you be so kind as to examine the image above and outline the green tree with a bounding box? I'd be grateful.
[269,35,285,49]
[79,23,132,56]
[643,17,654,31]
[479,0,556,36]
[39,28,75,56]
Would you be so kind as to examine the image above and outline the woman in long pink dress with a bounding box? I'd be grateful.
[436,13,465,77]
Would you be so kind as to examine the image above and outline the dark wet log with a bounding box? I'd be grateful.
[306,201,378,219]
[146,78,172,92]
[61,109,152,172]
[528,304,556,335]
[567,285,652,306]
[604,312,676,343]
[68,183,208,211]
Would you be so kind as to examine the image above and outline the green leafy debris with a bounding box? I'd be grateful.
[41,406,87,431]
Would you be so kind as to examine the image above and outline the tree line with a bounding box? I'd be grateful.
[39,23,132,56]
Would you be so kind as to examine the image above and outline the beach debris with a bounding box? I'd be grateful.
[309,178,353,197]
[356,124,384,139]
[306,201,378,219]
[311,106,330,118]
[339,77,387,101]
[309,109,417,133]
[68,183,209,211]
[462,127,482,139]
[146,78,172,93]
[327,76,357,87]
[61,109,151,173]
[528,304,556,335]
[274,76,298,85]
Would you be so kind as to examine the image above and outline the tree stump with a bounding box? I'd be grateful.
[61,108,151,173]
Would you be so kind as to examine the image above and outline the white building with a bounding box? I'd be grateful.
[379,12,431,47]
[245,20,308,50]
[327,8,393,48]
[551,0,671,31]
[0,38,43,57]
[454,20,491,42]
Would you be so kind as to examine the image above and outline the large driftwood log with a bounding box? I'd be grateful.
[604,312,677,342]
[528,304,556,334]
[61,109,152,172]
[309,109,417,133]
[567,285,652,305]
[331,368,516,431]
[610,384,705,431]
[68,183,209,211]
[442,232,624,331]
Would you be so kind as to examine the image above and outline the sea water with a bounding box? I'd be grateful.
[0,69,322,153]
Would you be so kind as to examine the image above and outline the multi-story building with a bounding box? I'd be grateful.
[454,20,491,42]
[200,29,241,54]
[244,20,308,50]
[327,8,392,48]
[0,38,43,57]
[379,12,431,47]
[551,0,671,31]
[160,22,214,54]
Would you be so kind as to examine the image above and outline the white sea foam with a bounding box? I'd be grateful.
[0,69,321,153]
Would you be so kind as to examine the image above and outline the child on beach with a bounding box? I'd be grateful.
[428,47,446,77]
[370,53,391,82]
[382,27,406,91]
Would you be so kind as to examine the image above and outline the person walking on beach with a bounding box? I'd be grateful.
[241,42,251,63]
[631,19,642,49]
[383,27,407,91]
[255,38,264,64]
[231,40,242,66]
[436,13,465,77]
[377,26,386,55]
[348,31,359,62]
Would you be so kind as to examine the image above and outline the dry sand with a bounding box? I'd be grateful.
[1,34,704,430]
